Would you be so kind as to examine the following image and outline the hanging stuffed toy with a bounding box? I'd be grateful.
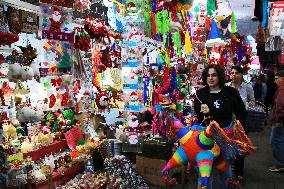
[101,47,112,68]
[109,50,121,68]
[95,91,110,110]
[49,6,64,33]
[92,48,106,73]
[84,17,109,41]
[74,27,91,52]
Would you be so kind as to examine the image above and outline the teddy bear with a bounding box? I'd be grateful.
[2,123,17,142]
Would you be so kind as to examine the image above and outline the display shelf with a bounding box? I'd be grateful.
[23,140,68,162]
[35,161,85,189]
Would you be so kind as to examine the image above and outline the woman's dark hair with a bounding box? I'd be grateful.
[202,64,226,88]
[231,65,243,74]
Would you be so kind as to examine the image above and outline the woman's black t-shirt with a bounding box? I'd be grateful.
[194,86,247,128]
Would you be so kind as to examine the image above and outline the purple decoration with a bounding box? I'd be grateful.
[187,12,192,34]
[170,67,177,102]
[237,40,243,65]
[152,0,157,11]
[143,80,149,105]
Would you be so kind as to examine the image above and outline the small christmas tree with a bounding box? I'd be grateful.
[57,52,72,73]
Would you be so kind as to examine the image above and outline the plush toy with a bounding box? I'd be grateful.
[17,106,39,123]
[17,44,38,65]
[7,63,22,81]
[95,91,109,110]
[45,112,58,132]
[49,6,64,33]
[2,123,17,141]
[63,109,75,126]
[114,125,127,142]
[21,66,34,81]
[21,141,33,153]
[127,113,139,128]
[161,119,255,188]
[30,62,40,77]
[31,133,53,146]
[0,63,9,77]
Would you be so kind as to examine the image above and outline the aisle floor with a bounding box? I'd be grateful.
[150,127,284,189]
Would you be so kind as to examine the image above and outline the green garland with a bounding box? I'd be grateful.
[155,10,171,35]
[173,32,182,57]
[144,11,152,37]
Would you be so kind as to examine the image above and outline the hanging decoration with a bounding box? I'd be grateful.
[74,0,92,12]
[41,40,73,76]
[74,27,91,52]
[84,17,109,41]
[40,3,74,43]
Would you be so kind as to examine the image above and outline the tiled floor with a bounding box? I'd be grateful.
[151,127,284,189]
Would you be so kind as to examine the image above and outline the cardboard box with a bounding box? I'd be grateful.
[136,155,185,188]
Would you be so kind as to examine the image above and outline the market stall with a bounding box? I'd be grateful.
[0,0,261,188]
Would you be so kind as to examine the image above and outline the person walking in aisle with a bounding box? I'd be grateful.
[269,70,284,172]
[264,70,278,114]
[253,74,267,103]
[194,64,247,188]
[227,66,254,183]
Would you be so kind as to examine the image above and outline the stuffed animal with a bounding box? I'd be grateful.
[63,109,75,126]
[17,106,38,123]
[21,66,34,81]
[21,141,33,153]
[7,63,36,81]
[45,112,58,132]
[2,123,17,141]
[95,91,109,110]
[0,63,9,77]
[29,62,40,77]
[7,63,22,81]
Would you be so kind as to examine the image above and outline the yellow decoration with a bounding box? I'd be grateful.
[8,153,23,163]
[203,49,208,60]
[170,103,176,110]
[21,141,33,153]
[217,15,224,22]
[185,30,193,54]
[97,73,102,82]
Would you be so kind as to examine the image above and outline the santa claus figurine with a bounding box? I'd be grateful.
[49,6,64,33]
